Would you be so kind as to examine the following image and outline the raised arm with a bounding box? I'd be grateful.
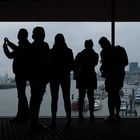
[7,41,18,51]
[4,38,17,51]
[3,41,15,59]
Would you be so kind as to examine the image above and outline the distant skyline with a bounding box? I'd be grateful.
[0,22,140,76]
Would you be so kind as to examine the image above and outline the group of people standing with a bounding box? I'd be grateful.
[3,26,128,132]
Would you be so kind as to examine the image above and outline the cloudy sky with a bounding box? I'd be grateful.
[0,22,139,77]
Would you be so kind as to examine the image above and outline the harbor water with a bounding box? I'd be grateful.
[0,80,140,117]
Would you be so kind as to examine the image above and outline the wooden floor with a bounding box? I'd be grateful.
[0,117,140,140]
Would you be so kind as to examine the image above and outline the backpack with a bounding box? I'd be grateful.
[115,45,128,69]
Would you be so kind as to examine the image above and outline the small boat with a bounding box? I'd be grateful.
[94,100,103,111]
[120,98,128,111]
[71,93,102,111]
[134,89,140,103]
[71,98,89,111]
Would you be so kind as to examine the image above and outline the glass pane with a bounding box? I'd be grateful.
[0,22,111,117]
[116,22,140,117]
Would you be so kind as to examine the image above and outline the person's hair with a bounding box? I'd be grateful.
[85,39,93,49]
[98,36,111,46]
[32,26,45,41]
[18,28,28,40]
[55,33,65,44]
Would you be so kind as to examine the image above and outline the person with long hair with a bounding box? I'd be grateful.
[49,33,74,129]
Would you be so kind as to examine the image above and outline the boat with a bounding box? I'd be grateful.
[134,89,140,103]
[120,98,128,111]
[94,100,103,111]
[71,94,89,111]
[71,93,102,111]
[134,94,140,103]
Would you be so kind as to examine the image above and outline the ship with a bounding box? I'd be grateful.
[71,92,103,111]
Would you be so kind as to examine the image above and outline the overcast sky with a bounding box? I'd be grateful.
[0,22,139,77]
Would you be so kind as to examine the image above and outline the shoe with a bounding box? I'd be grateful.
[49,121,56,129]
[114,115,121,123]
[104,116,114,123]
[10,117,20,123]
[10,116,29,123]
[90,115,96,122]
[30,123,47,132]
[65,118,71,129]
[78,115,84,122]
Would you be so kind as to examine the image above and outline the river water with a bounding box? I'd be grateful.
[0,80,140,117]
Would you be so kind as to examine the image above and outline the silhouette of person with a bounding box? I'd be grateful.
[49,33,74,129]
[3,28,30,122]
[29,26,50,131]
[98,36,128,122]
[74,39,98,122]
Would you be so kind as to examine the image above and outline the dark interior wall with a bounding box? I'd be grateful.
[0,0,139,21]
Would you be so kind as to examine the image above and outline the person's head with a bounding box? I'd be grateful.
[17,28,28,41]
[84,39,94,50]
[55,33,65,44]
[32,26,45,42]
[98,36,111,48]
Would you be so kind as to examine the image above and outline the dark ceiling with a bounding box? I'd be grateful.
[0,0,139,21]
